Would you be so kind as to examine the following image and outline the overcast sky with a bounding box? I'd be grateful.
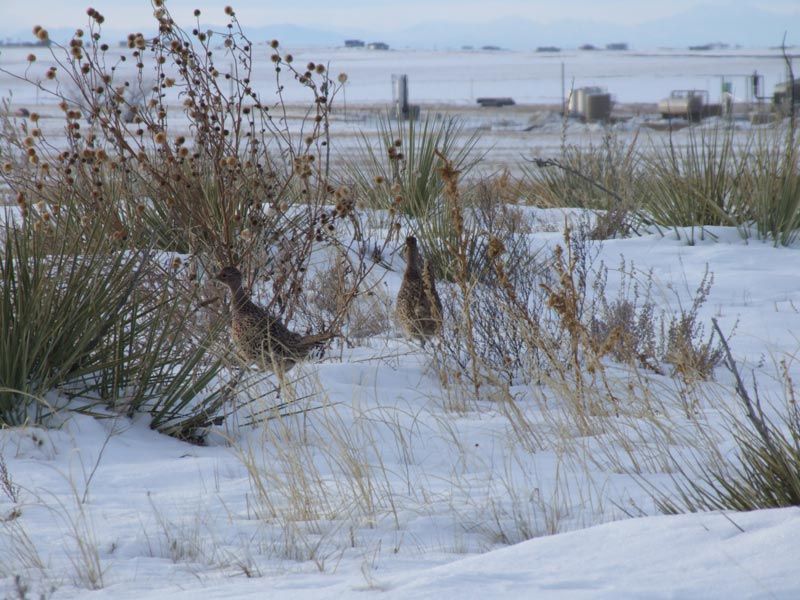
[2,0,798,32]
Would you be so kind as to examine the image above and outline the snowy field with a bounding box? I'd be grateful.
[0,45,794,171]
[0,45,793,105]
[2,213,800,599]
[1,39,800,599]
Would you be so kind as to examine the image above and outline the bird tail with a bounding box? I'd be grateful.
[297,330,336,351]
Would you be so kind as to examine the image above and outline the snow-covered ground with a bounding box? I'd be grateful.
[0,45,792,105]
[2,213,800,599]
[1,44,790,176]
[1,36,799,599]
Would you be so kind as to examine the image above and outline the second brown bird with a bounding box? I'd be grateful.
[396,236,442,346]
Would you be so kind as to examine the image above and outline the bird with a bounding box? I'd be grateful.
[216,266,334,373]
[396,236,442,346]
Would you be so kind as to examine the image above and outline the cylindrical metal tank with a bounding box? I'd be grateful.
[585,93,612,121]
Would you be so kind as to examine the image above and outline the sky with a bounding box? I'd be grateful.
[1,0,798,33]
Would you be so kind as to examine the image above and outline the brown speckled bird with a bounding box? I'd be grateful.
[216,266,333,372]
[396,236,442,346]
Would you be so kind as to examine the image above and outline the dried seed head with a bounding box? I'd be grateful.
[224,5,234,15]
[337,72,348,83]
[487,236,505,259]
[270,39,279,48]
[27,53,36,62]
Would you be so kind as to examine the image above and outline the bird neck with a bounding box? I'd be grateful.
[405,264,422,282]
[405,249,422,278]
[231,285,250,310]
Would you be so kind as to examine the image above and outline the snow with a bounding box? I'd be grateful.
[383,509,800,600]
[0,45,790,105]
[2,45,788,175]
[2,214,800,598]
[1,35,799,599]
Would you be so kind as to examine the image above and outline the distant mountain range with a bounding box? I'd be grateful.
[1,5,797,50]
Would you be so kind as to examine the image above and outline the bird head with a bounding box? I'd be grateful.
[216,265,243,289]
[404,235,421,265]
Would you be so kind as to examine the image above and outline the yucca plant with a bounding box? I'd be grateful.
[520,133,639,211]
[655,382,800,514]
[345,115,487,279]
[659,417,800,513]
[0,209,146,424]
[346,113,483,217]
[0,207,227,436]
[658,324,800,512]
[639,127,746,237]
[90,266,229,437]
[742,127,800,246]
